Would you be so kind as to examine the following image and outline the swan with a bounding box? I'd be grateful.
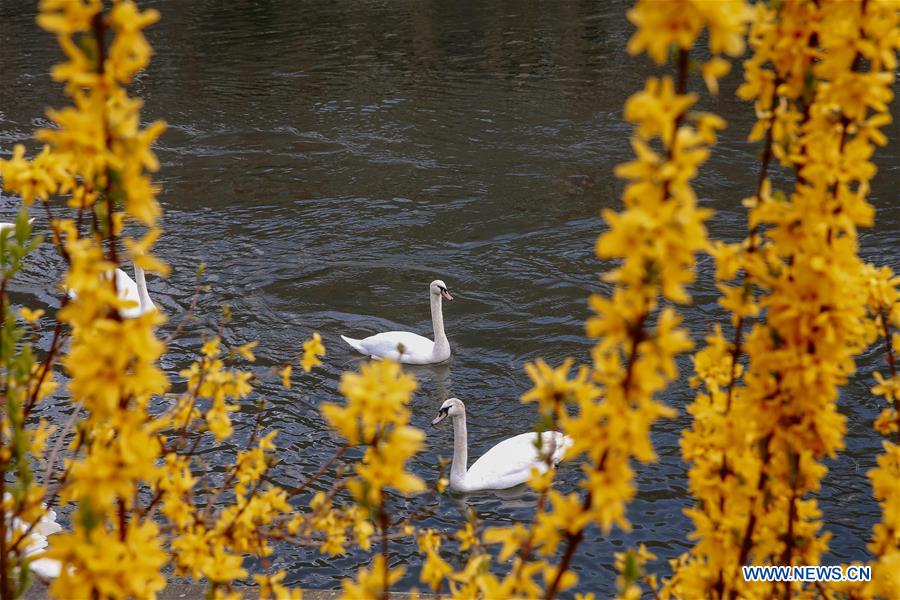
[67,262,156,319]
[3,495,62,580]
[341,279,453,365]
[18,509,63,580]
[431,398,572,493]
[115,263,156,319]
[0,217,35,237]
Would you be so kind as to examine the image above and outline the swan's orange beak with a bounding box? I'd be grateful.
[441,289,454,301]
[431,407,449,426]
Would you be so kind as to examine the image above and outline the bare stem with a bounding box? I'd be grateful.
[287,444,349,499]
[878,308,899,443]
[380,504,390,600]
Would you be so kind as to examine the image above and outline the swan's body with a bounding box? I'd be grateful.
[115,268,143,319]
[68,263,156,319]
[19,509,63,579]
[432,398,572,493]
[4,496,62,580]
[116,264,156,319]
[341,280,453,365]
[0,217,35,237]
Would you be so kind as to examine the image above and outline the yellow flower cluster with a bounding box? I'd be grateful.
[866,265,900,436]
[0,219,60,594]
[455,5,751,598]
[862,261,900,596]
[666,2,899,598]
[867,442,900,598]
[178,337,253,441]
[323,360,417,447]
[301,332,325,372]
[615,544,657,600]
[10,2,180,595]
[254,570,302,600]
[341,556,405,599]
[288,491,373,556]
[160,356,300,593]
[542,3,749,598]
[49,520,167,598]
[418,529,453,590]
[321,359,426,597]
[627,0,749,68]
[0,2,313,598]
[36,0,165,223]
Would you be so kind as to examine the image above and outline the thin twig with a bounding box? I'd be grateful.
[287,444,349,498]
[162,269,204,346]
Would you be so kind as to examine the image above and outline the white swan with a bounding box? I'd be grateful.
[3,495,62,580]
[0,218,35,237]
[431,398,572,493]
[18,509,63,580]
[115,263,156,319]
[68,262,156,319]
[341,279,453,365]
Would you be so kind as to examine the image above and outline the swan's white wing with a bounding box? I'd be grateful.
[356,331,434,363]
[115,269,142,319]
[0,218,34,237]
[29,557,62,580]
[34,508,62,537]
[21,531,62,580]
[11,507,63,580]
[465,431,571,491]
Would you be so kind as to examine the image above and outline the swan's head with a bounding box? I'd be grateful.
[431,397,465,426]
[430,279,453,301]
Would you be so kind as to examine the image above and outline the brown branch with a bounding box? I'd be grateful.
[42,407,81,484]
[200,401,268,522]
[731,433,774,600]
[390,466,448,532]
[780,487,798,599]
[43,201,70,265]
[710,84,779,598]
[675,48,689,95]
[24,320,67,419]
[379,504,390,600]
[878,307,899,443]
[0,278,10,599]
[0,451,8,600]
[546,278,650,600]
[513,398,567,576]
[546,529,583,600]
[725,82,778,412]
[287,444,349,499]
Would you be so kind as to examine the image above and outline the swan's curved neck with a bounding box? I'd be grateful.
[449,412,468,489]
[430,293,449,358]
[134,263,155,312]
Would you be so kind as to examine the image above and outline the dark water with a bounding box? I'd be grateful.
[2,1,899,595]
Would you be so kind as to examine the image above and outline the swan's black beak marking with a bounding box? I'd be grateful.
[431,406,449,427]
[439,286,454,301]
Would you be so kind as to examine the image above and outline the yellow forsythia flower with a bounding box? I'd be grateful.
[237,341,258,362]
[19,307,45,324]
[301,332,325,372]
[279,364,292,389]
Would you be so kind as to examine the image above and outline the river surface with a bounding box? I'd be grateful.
[2,1,899,596]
